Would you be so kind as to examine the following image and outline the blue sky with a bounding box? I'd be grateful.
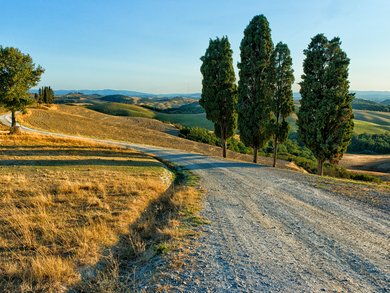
[1,0,389,93]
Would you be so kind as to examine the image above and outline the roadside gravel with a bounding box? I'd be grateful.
[131,146,390,292]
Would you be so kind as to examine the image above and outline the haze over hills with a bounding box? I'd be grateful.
[293,91,390,103]
[30,89,202,99]
[31,89,390,103]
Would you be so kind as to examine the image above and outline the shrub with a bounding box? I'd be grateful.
[179,127,219,146]
[348,133,390,154]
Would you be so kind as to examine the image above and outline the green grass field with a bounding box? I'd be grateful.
[87,102,155,119]
[155,112,214,129]
[86,101,389,135]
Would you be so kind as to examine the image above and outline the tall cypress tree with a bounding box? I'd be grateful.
[238,15,275,163]
[200,36,238,158]
[297,34,354,175]
[270,42,295,167]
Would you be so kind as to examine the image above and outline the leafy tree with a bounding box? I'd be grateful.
[270,42,295,167]
[297,34,354,175]
[200,36,238,158]
[0,46,44,132]
[238,15,275,163]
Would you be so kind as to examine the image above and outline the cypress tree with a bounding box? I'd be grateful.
[200,36,238,158]
[238,15,275,163]
[270,42,295,167]
[297,34,354,175]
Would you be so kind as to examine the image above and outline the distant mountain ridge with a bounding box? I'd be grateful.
[30,89,390,102]
[30,89,201,99]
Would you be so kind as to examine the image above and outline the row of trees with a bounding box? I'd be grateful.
[35,86,55,104]
[0,46,44,132]
[200,15,354,175]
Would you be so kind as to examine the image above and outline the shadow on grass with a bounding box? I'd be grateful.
[0,159,161,167]
[72,173,181,291]
[0,149,150,159]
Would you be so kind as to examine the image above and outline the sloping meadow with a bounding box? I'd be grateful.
[0,133,174,291]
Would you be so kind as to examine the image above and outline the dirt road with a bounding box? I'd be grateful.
[1,114,389,292]
[133,146,389,292]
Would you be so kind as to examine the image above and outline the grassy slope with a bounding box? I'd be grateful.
[87,102,155,119]
[20,105,292,168]
[155,112,213,129]
[0,133,170,291]
[86,100,389,135]
[287,109,389,135]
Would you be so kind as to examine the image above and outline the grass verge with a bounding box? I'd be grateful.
[0,132,204,292]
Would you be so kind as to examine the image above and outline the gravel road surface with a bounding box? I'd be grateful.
[1,114,389,292]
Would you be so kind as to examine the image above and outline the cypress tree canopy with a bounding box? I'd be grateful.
[200,36,238,158]
[297,34,354,175]
[237,15,275,163]
[270,42,295,167]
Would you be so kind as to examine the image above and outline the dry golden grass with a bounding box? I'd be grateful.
[20,105,293,168]
[0,133,176,292]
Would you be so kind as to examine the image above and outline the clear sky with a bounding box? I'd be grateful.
[1,0,389,93]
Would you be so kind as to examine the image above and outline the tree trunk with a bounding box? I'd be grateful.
[10,110,18,134]
[222,138,227,158]
[253,146,258,163]
[273,136,278,167]
[220,125,227,158]
[318,160,324,176]
[11,110,16,128]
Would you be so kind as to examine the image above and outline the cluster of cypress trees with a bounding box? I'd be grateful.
[35,86,55,104]
[200,14,354,175]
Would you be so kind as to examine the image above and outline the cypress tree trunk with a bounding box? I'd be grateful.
[222,138,227,158]
[318,160,324,176]
[273,136,278,167]
[220,124,227,158]
[253,146,258,163]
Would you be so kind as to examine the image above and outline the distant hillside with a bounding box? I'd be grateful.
[352,98,390,112]
[30,89,201,99]
[159,102,204,114]
[293,91,390,103]
[382,99,390,105]
[354,91,390,103]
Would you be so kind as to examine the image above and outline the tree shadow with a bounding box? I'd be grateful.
[0,159,161,167]
[0,148,150,159]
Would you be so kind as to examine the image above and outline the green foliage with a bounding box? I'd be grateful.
[179,127,252,154]
[297,34,354,174]
[0,46,44,127]
[179,127,219,145]
[348,133,390,154]
[179,126,381,183]
[270,42,295,166]
[352,98,390,112]
[324,164,382,183]
[200,36,238,157]
[36,86,55,104]
[238,15,275,161]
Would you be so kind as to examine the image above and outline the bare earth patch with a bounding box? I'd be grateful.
[340,154,390,181]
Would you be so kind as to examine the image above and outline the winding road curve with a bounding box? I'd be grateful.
[1,114,389,292]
